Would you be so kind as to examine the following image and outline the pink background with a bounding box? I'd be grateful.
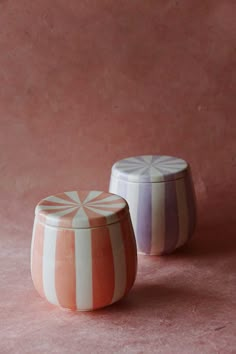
[1,1,235,353]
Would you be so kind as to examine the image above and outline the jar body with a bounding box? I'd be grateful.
[31,215,137,311]
[109,173,196,255]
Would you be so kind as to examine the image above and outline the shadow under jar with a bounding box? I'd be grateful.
[31,190,137,311]
[109,155,197,255]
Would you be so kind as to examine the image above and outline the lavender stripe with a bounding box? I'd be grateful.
[136,183,152,254]
[185,172,197,240]
[164,180,179,254]
[135,156,147,162]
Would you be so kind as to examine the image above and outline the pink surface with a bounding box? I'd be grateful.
[0,1,235,353]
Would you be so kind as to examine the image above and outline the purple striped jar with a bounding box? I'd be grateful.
[109,155,197,255]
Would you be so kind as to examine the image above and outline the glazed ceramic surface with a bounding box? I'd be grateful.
[109,155,197,255]
[31,190,137,311]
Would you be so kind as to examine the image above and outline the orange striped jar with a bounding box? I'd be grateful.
[31,190,137,311]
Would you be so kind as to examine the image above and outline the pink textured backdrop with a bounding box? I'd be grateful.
[0,1,235,353]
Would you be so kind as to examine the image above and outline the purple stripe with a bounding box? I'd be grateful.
[136,183,152,254]
[163,180,179,254]
[135,156,147,162]
[185,171,197,240]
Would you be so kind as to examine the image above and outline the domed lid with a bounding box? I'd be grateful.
[111,155,188,183]
[35,190,129,229]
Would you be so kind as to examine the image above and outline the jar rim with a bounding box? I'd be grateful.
[110,172,189,184]
[35,211,130,230]
[35,190,129,229]
[111,155,189,183]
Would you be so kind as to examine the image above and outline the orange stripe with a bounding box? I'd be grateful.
[38,207,79,228]
[37,214,47,224]
[84,207,107,228]
[92,227,115,309]
[89,206,125,211]
[120,216,137,293]
[55,229,76,310]
[77,191,90,203]
[31,222,45,298]
[88,205,127,221]
[39,200,76,207]
[57,207,79,228]
[61,193,81,204]
[87,192,108,204]
[89,199,123,206]
[44,207,71,214]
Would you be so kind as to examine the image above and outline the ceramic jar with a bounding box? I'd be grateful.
[31,190,137,311]
[109,155,197,255]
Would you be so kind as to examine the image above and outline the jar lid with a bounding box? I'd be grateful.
[35,190,129,229]
[111,155,188,183]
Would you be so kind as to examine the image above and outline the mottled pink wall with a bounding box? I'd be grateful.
[1,0,235,228]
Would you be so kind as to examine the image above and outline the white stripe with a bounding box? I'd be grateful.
[161,162,186,167]
[31,219,37,271]
[126,177,140,235]
[75,229,93,310]
[37,205,76,211]
[72,207,90,228]
[46,207,78,216]
[64,191,81,204]
[46,207,78,226]
[42,227,59,306]
[87,203,126,208]
[159,164,186,171]
[157,166,176,173]
[175,178,189,248]
[109,176,118,195]
[150,166,164,178]
[158,164,176,170]
[115,162,142,169]
[141,155,152,163]
[45,196,77,205]
[138,166,150,175]
[153,156,171,163]
[82,191,102,204]
[88,194,120,205]
[116,164,142,171]
[151,183,165,255]
[160,160,186,166]
[85,206,113,216]
[109,223,126,303]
